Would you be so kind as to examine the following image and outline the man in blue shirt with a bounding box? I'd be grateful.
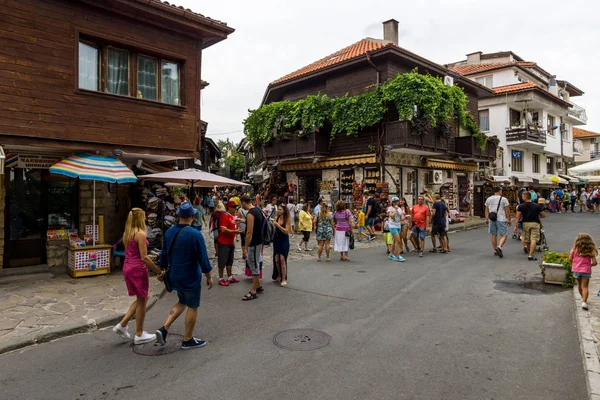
[156,202,213,350]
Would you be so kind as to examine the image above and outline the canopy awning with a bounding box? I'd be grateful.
[559,174,585,183]
[425,159,478,171]
[534,177,554,185]
[280,154,376,171]
[568,175,600,183]
[514,175,533,184]
[542,175,568,184]
[569,159,600,174]
[491,175,512,183]
[139,168,249,187]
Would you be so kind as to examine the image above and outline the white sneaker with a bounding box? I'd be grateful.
[134,331,156,345]
[112,323,131,340]
[582,302,589,310]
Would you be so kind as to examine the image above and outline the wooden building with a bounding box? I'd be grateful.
[0,0,233,270]
[255,19,496,210]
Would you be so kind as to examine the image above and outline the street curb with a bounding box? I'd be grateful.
[573,287,600,400]
[0,287,167,356]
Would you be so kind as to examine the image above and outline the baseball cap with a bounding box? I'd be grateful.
[227,200,238,209]
[391,196,400,202]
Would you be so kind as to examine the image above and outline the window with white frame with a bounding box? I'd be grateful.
[479,109,489,131]
[561,122,569,141]
[547,115,556,136]
[475,75,493,88]
[511,150,523,172]
[532,153,540,173]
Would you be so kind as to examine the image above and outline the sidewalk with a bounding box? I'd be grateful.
[0,217,485,354]
[574,273,600,400]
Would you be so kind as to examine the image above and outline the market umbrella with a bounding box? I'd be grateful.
[139,168,249,188]
[569,159,600,175]
[50,152,137,245]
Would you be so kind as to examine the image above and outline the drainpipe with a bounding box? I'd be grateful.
[365,52,385,178]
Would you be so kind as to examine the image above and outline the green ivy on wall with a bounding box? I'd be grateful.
[244,69,480,149]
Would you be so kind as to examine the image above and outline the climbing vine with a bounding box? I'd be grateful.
[244,70,476,148]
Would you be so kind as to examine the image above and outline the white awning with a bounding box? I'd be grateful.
[514,175,533,183]
[569,175,600,183]
[492,175,512,183]
[560,174,586,183]
[570,159,600,174]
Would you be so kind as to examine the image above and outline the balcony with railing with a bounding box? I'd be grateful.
[455,136,497,161]
[591,150,600,161]
[385,121,449,154]
[568,103,588,125]
[505,126,546,148]
[261,132,329,160]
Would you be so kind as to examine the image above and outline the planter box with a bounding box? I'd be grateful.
[542,262,565,285]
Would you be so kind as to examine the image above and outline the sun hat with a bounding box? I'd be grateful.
[391,196,400,202]
[176,202,198,218]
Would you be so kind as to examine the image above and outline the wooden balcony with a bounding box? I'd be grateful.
[505,126,546,148]
[262,132,329,160]
[385,121,449,154]
[455,136,497,161]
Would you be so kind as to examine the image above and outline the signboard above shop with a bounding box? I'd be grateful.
[6,154,62,169]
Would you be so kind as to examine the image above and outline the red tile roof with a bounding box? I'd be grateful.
[143,0,231,29]
[270,38,392,86]
[573,128,600,138]
[449,62,536,76]
[491,82,538,94]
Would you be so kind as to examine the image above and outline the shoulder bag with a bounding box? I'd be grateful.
[163,226,189,293]
[488,197,503,222]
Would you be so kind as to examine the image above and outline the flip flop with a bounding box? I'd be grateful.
[429,249,437,253]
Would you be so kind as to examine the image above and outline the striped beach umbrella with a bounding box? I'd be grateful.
[50,153,137,183]
[50,153,137,246]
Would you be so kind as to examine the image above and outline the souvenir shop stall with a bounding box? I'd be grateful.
[49,153,137,278]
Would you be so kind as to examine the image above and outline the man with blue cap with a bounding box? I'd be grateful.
[155,202,213,350]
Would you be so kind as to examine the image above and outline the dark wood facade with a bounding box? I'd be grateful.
[0,0,233,157]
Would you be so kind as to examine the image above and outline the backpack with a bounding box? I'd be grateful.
[257,207,276,246]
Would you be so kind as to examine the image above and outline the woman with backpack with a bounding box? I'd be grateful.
[333,200,353,261]
[314,199,334,262]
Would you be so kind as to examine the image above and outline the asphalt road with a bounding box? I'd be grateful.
[1,213,596,400]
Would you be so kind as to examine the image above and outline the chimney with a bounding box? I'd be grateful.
[466,51,482,65]
[382,19,399,46]
[549,75,558,96]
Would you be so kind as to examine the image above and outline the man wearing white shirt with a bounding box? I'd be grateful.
[485,187,511,258]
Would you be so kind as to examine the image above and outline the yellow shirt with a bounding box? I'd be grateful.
[299,210,312,231]
[358,211,365,227]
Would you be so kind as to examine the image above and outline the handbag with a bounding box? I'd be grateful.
[163,226,189,293]
[349,233,355,250]
[488,196,502,222]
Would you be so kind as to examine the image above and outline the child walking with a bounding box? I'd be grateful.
[569,233,598,310]
[355,208,368,242]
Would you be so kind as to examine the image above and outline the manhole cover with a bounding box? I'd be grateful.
[131,333,184,356]
[273,329,331,351]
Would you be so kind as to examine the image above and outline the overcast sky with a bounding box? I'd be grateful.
[177,0,598,144]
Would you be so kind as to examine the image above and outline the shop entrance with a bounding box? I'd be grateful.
[6,169,78,267]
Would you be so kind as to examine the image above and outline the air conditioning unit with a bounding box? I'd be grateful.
[443,75,454,87]
[427,170,444,184]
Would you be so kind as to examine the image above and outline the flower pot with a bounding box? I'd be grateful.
[541,262,565,285]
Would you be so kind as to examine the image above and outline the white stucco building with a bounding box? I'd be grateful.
[447,51,587,187]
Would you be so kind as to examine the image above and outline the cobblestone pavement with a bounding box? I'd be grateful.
[0,218,483,353]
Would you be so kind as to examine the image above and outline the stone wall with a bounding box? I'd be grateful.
[385,152,421,167]
[0,178,5,271]
[383,166,400,195]
[46,240,68,271]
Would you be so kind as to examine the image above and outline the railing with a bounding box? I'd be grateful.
[505,126,546,144]
[262,132,329,159]
[569,103,588,123]
[591,150,600,160]
[455,136,497,160]
[385,121,449,153]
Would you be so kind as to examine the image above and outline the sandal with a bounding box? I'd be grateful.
[242,291,258,301]
[326,258,331,262]
[429,249,437,253]
[256,286,264,293]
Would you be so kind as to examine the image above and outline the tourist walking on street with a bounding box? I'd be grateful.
[431,194,449,254]
[298,203,313,251]
[241,195,264,301]
[286,198,296,237]
[217,201,242,287]
[155,202,213,349]
[399,197,411,252]
[387,197,405,261]
[272,204,291,286]
[334,200,352,261]
[570,188,578,213]
[113,208,165,344]
[514,192,545,261]
[593,186,600,213]
[210,202,225,258]
[563,190,570,213]
[314,199,334,262]
[485,187,511,258]
[193,195,206,231]
[570,233,598,310]
[411,195,431,257]
[365,191,377,241]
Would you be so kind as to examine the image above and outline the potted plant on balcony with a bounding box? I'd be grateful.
[539,251,574,287]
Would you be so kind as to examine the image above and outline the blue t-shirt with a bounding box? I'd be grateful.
[432,201,447,226]
[159,224,212,291]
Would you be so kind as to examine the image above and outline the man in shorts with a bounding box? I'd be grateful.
[241,195,264,301]
[217,201,242,287]
[411,195,431,257]
[514,191,545,261]
[485,186,511,258]
[155,202,213,350]
[365,191,377,241]
[431,194,449,253]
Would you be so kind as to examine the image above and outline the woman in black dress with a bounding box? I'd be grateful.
[272,204,291,286]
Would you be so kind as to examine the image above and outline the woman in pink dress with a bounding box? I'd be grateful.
[113,208,164,345]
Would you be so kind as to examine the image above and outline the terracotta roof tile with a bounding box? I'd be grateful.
[270,38,392,86]
[573,127,600,138]
[145,0,230,28]
[450,62,536,76]
[491,82,539,94]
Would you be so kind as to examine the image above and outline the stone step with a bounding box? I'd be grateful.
[0,264,50,277]
[0,272,54,286]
